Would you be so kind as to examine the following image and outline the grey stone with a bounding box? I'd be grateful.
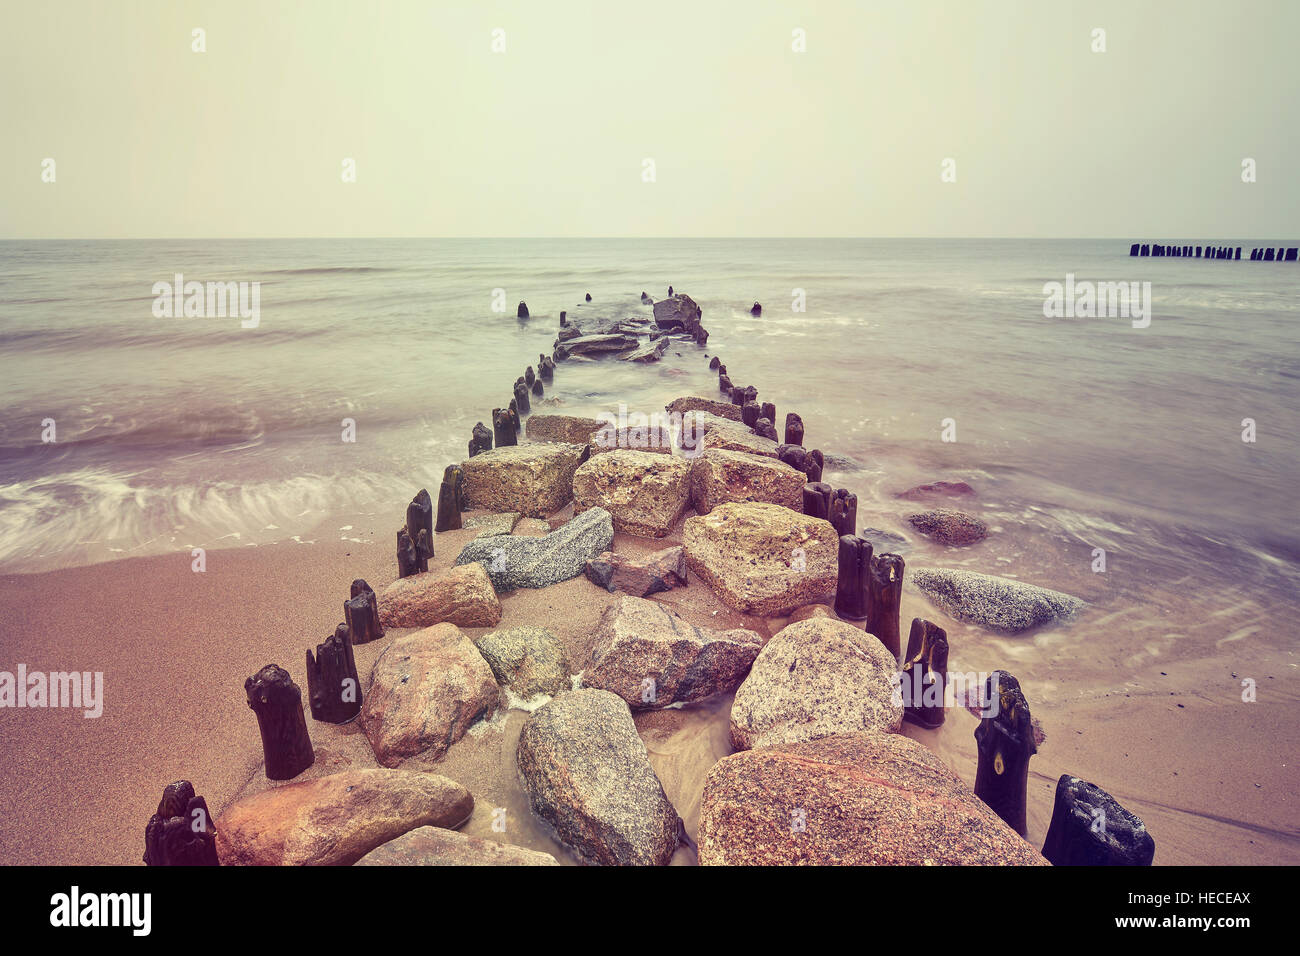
[473,625,570,699]
[454,507,614,591]
[910,568,1084,633]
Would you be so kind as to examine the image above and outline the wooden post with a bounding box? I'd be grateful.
[867,553,904,661]
[1041,774,1155,866]
[785,412,803,446]
[539,355,554,381]
[435,464,464,532]
[525,366,536,386]
[779,444,808,473]
[469,421,493,457]
[803,449,824,483]
[750,302,762,316]
[709,356,721,369]
[406,489,433,562]
[244,664,314,781]
[828,488,857,537]
[753,417,778,442]
[531,377,544,398]
[802,481,832,520]
[493,408,517,447]
[718,373,733,394]
[974,671,1036,837]
[760,402,776,426]
[513,380,531,414]
[396,528,420,578]
[834,534,872,621]
[142,781,219,866]
[517,301,529,318]
[902,619,948,729]
[741,401,760,427]
[306,623,362,723]
[344,578,383,645]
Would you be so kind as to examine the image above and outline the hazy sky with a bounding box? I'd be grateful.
[2,0,1296,238]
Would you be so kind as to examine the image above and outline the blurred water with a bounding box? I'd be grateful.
[0,238,1296,595]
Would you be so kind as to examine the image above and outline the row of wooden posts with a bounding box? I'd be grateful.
[143,288,1152,866]
[1129,242,1298,261]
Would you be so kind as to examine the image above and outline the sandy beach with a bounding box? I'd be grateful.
[2,488,1295,866]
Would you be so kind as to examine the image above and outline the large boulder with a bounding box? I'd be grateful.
[355,826,559,866]
[583,595,764,709]
[472,625,570,700]
[664,396,743,422]
[572,450,691,537]
[589,422,674,455]
[377,562,501,629]
[911,568,1084,633]
[526,414,606,447]
[683,502,837,616]
[697,734,1049,865]
[652,293,708,344]
[690,448,805,515]
[361,623,502,767]
[461,442,587,518]
[454,507,614,591]
[215,769,473,866]
[464,511,520,537]
[516,689,680,866]
[729,617,901,749]
[700,420,780,458]
[585,546,688,597]
[908,509,988,546]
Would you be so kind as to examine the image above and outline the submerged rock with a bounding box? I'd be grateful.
[652,293,708,345]
[454,506,614,591]
[910,567,1084,632]
[361,623,502,767]
[858,526,911,555]
[697,734,1048,866]
[376,562,502,629]
[729,616,901,749]
[908,509,989,546]
[583,595,764,709]
[683,502,837,616]
[215,769,473,866]
[585,546,688,597]
[572,449,691,537]
[461,441,588,518]
[473,625,570,699]
[516,689,680,866]
[356,826,559,866]
[896,480,976,500]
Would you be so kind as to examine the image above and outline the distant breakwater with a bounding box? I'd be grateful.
[1128,242,1297,261]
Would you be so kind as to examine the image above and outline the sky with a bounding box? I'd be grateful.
[1,0,1296,238]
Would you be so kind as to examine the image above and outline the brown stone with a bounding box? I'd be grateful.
[376,562,501,629]
[525,414,606,447]
[461,442,587,518]
[214,769,473,866]
[896,480,976,501]
[589,423,674,455]
[572,449,690,538]
[697,733,1049,865]
[355,826,559,866]
[788,603,834,623]
[664,396,743,422]
[361,623,502,767]
[683,502,837,616]
[584,547,688,597]
[908,509,989,546]
[690,448,805,515]
[700,421,780,459]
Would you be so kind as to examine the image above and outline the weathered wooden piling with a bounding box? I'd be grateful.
[1041,774,1156,866]
[306,623,361,724]
[828,488,857,537]
[901,619,948,729]
[709,356,720,369]
[741,401,761,427]
[517,302,529,318]
[803,449,824,483]
[344,578,383,645]
[396,528,420,578]
[834,534,872,621]
[866,553,904,661]
[802,481,832,520]
[784,412,804,446]
[143,780,219,866]
[973,671,1036,837]
[244,664,314,781]
[750,302,762,316]
[513,380,531,414]
[753,417,779,442]
[493,408,517,447]
[469,421,493,457]
[435,464,465,532]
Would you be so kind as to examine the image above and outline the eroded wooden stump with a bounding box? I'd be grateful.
[436,464,465,532]
[834,534,872,621]
[244,664,314,781]
[902,619,948,729]
[802,481,832,520]
[469,421,493,457]
[1041,774,1155,866]
[306,623,361,723]
[493,408,517,447]
[396,528,420,578]
[784,412,804,446]
[142,780,219,866]
[867,552,904,661]
[974,671,1036,837]
[344,578,383,645]
[829,488,857,537]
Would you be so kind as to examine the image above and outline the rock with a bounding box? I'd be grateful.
[361,623,502,766]
[516,689,680,866]
[583,595,764,709]
[589,422,674,455]
[464,511,521,538]
[526,414,605,447]
[473,625,570,700]
[512,518,552,536]
[683,502,837,616]
[454,507,614,591]
[664,395,743,422]
[640,291,653,304]
[788,603,833,623]
[908,509,988,546]
[1041,775,1156,866]
[355,826,559,866]
[729,617,901,749]
[690,448,805,515]
[701,420,781,459]
[822,451,863,471]
[697,734,1048,865]
[461,442,587,518]
[585,546,688,597]
[624,338,668,362]
[896,480,976,500]
[572,450,690,538]
[652,293,708,345]
[376,562,502,629]
[910,568,1085,633]
[753,417,779,442]
[859,526,911,555]
[214,769,473,866]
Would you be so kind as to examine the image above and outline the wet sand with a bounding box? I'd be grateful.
[1,500,1297,865]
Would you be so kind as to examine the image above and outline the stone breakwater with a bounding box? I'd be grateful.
[146,287,1150,870]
